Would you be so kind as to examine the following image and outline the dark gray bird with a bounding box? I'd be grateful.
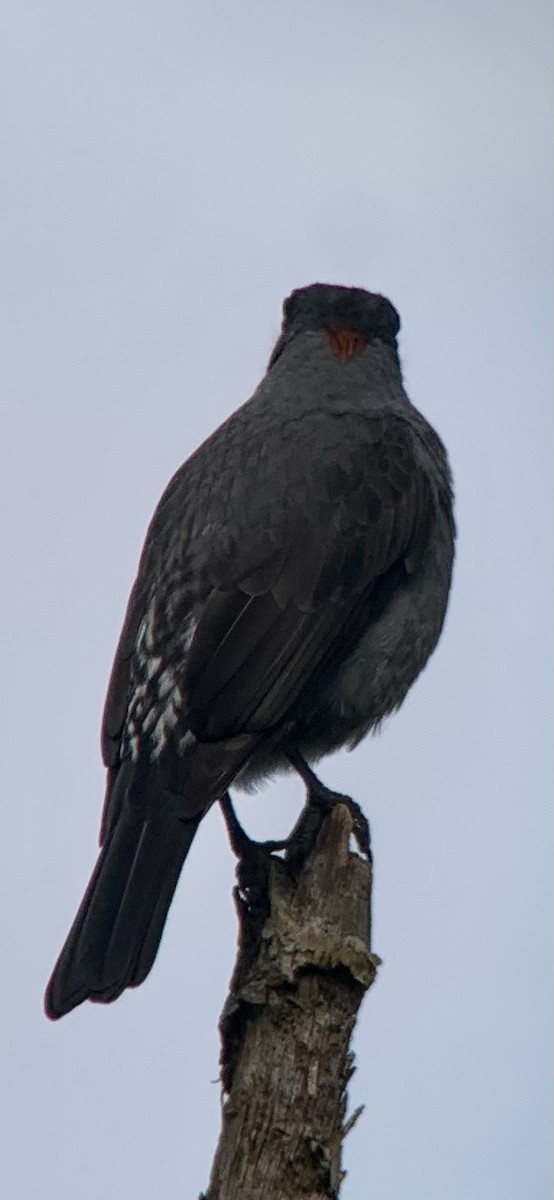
[45,283,455,1019]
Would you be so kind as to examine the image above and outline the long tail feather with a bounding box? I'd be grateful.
[45,804,201,1019]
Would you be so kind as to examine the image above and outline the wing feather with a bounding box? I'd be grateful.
[100,413,433,799]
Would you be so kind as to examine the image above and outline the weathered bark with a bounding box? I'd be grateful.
[203,803,379,1200]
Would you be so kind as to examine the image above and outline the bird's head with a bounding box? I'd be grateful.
[269,283,400,368]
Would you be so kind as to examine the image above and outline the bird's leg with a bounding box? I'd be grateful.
[219,753,371,891]
[219,792,288,971]
[285,747,371,862]
[219,792,288,858]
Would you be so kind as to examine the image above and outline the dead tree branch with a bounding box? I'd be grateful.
[203,802,379,1200]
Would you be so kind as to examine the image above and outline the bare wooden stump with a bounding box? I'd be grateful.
[203,803,379,1200]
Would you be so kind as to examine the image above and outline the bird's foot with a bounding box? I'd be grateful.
[219,792,286,976]
[219,751,371,893]
[285,748,371,868]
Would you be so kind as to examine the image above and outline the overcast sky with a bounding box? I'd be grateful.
[1,2,552,1197]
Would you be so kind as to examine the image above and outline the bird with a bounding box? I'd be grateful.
[45,283,455,1020]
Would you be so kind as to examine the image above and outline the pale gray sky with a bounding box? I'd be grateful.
[1,2,552,1197]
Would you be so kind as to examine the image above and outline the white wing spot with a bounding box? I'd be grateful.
[182,615,197,653]
[145,655,162,682]
[150,685,183,759]
[158,667,178,698]
[128,733,140,760]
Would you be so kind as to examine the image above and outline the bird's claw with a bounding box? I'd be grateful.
[284,748,371,864]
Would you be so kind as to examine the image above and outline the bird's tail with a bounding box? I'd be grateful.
[44,801,202,1020]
